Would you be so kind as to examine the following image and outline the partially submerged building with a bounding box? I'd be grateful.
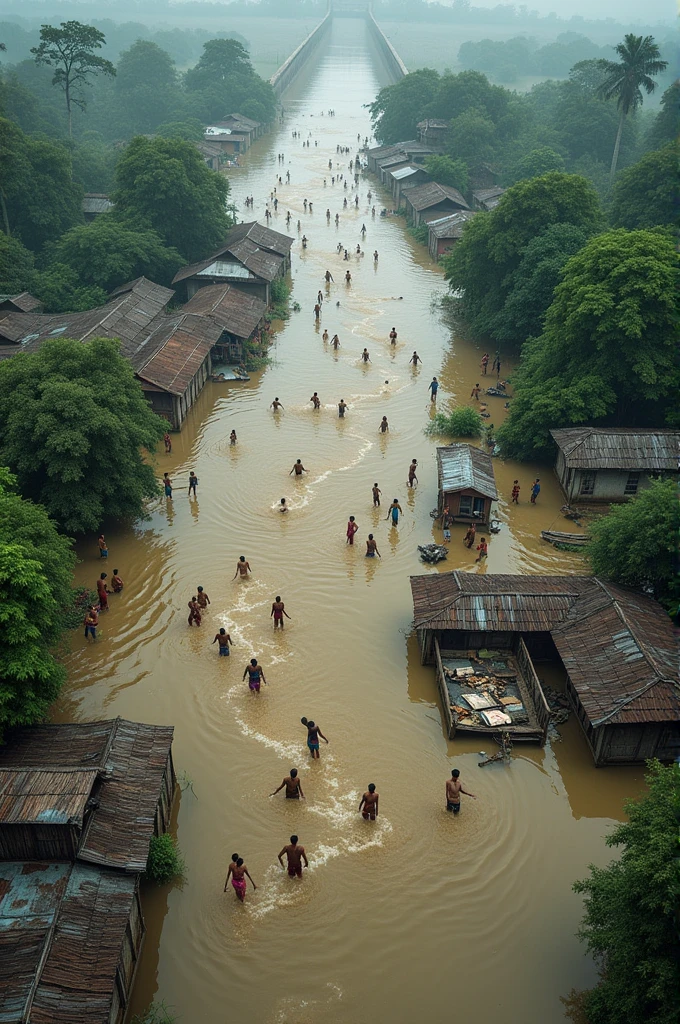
[550,428,680,502]
[427,209,476,259]
[172,221,293,305]
[436,444,497,525]
[403,181,469,226]
[0,717,175,1023]
[410,572,680,765]
[367,141,434,175]
[389,164,431,207]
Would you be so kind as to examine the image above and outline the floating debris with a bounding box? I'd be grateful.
[418,543,448,563]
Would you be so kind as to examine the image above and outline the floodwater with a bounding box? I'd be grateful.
[56,18,644,1024]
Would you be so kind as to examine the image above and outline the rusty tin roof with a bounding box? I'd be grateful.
[437,444,498,498]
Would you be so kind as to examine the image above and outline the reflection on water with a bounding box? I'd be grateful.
[54,17,643,1024]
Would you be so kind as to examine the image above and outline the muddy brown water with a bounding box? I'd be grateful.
[55,19,643,1024]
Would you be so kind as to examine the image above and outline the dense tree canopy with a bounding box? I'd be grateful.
[496,229,679,459]
[443,172,600,345]
[0,338,165,533]
[586,479,679,603]
[573,761,680,1024]
[0,233,35,292]
[112,135,232,261]
[0,467,75,734]
[423,154,468,194]
[46,218,184,292]
[183,37,276,124]
[609,145,675,229]
[505,146,565,184]
[112,40,181,136]
[368,68,439,144]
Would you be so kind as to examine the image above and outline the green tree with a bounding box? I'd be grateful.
[0,467,76,734]
[46,218,184,292]
[595,34,667,178]
[183,38,275,125]
[0,233,34,293]
[0,117,83,251]
[368,68,440,144]
[112,135,232,262]
[30,263,107,314]
[0,337,165,533]
[426,70,510,126]
[609,145,675,230]
[184,37,252,90]
[155,119,205,142]
[492,223,589,346]
[645,81,680,149]
[113,40,181,136]
[423,154,468,193]
[505,146,565,184]
[446,107,497,169]
[573,761,680,1024]
[585,479,679,603]
[443,172,601,342]
[31,21,116,137]
[496,229,679,459]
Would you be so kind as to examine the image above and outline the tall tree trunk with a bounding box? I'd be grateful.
[0,189,10,237]
[609,108,625,180]
[65,80,72,138]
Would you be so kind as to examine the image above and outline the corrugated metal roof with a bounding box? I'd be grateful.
[437,444,498,498]
[0,861,140,1024]
[417,118,449,129]
[404,181,469,212]
[183,283,266,339]
[81,194,113,215]
[172,221,293,286]
[0,769,98,825]
[0,718,174,872]
[390,165,424,180]
[196,260,255,280]
[134,313,220,396]
[472,187,505,203]
[410,573,680,726]
[551,428,680,470]
[428,210,477,239]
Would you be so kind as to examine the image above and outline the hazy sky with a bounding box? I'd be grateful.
[452,0,676,24]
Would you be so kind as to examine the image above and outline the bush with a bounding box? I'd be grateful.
[408,224,429,246]
[145,833,185,884]
[426,407,483,438]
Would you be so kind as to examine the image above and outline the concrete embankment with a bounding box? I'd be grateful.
[270,11,332,97]
[366,11,408,82]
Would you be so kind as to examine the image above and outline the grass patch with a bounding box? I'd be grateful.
[145,833,185,885]
[426,407,483,438]
[131,1002,177,1024]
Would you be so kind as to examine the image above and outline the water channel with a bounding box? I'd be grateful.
[57,17,644,1024]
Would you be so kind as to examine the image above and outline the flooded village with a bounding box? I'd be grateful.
[0,2,677,1023]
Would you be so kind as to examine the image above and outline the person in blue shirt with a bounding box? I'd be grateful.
[386,498,403,526]
[530,478,541,503]
[429,377,439,401]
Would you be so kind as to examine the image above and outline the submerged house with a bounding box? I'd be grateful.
[410,572,680,765]
[427,209,476,259]
[0,718,175,1024]
[389,164,431,207]
[436,444,497,525]
[403,181,469,227]
[551,428,680,502]
[172,222,293,306]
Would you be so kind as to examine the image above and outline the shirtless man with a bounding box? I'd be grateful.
[372,482,381,506]
[365,534,381,558]
[313,303,321,320]
[212,628,232,656]
[470,383,481,401]
[379,416,389,433]
[359,783,379,820]
[407,459,418,487]
[271,596,291,628]
[290,459,307,476]
[224,855,257,901]
[361,348,370,363]
[345,270,351,284]
[324,269,334,283]
[410,351,421,366]
[310,392,321,409]
[389,327,397,345]
[233,555,252,580]
[301,717,328,758]
[188,597,201,627]
[338,399,348,418]
[196,586,210,610]
[271,397,284,411]
[331,334,340,350]
[271,768,305,799]
[278,835,308,878]
[446,768,476,814]
[322,329,329,342]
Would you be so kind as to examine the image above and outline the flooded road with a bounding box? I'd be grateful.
[57,18,643,1024]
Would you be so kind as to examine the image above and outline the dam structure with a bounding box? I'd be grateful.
[270,1,408,97]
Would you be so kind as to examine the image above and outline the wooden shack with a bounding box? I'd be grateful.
[436,444,497,525]
[0,718,176,1024]
[403,181,470,227]
[410,572,680,765]
[471,186,505,211]
[427,210,476,259]
[550,427,680,502]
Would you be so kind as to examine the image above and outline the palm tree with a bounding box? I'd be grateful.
[596,34,667,179]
